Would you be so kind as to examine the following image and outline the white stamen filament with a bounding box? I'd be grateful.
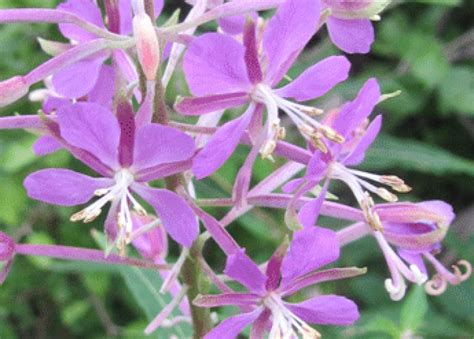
[70,169,147,252]
[264,293,321,339]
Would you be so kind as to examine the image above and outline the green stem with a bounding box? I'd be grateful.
[181,242,212,338]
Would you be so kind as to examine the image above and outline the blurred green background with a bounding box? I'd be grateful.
[0,0,473,338]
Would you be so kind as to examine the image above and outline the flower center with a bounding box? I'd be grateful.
[70,169,147,252]
[251,84,343,158]
[263,292,321,339]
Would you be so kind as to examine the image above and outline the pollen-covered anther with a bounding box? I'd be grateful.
[260,140,277,159]
[380,175,412,193]
[375,187,398,202]
[310,133,329,153]
[361,194,384,232]
[277,126,286,140]
[94,188,109,196]
[319,125,345,144]
[301,106,324,117]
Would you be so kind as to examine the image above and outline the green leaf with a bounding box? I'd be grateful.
[400,285,428,332]
[361,134,474,177]
[407,0,462,6]
[438,66,474,116]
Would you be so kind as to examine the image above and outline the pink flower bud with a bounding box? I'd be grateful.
[323,0,391,20]
[0,76,29,107]
[133,13,160,81]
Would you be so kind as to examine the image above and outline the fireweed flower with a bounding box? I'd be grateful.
[24,102,198,253]
[194,227,364,338]
[283,79,410,232]
[371,201,472,299]
[176,0,351,179]
[321,0,391,54]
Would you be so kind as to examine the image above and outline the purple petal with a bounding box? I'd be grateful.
[58,0,105,42]
[132,185,199,248]
[398,249,427,275]
[218,12,257,35]
[194,293,260,307]
[176,92,249,116]
[326,17,374,54]
[192,105,254,179]
[131,215,168,261]
[183,33,252,96]
[343,114,382,166]
[281,227,340,286]
[88,64,115,107]
[298,182,328,228]
[24,169,112,206]
[57,102,120,170]
[224,250,267,294]
[52,56,105,99]
[33,135,62,156]
[282,178,305,194]
[287,295,359,325]
[116,100,136,168]
[43,96,72,114]
[263,0,321,85]
[133,124,195,171]
[204,308,262,339]
[243,19,263,84]
[332,78,380,139]
[250,309,271,338]
[265,240,289,291]
[275,56,350,101]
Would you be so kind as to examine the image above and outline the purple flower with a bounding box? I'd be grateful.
[372,201,472,299]
[176,0,351,179]
[322,0,390,54]
[0,232,15,284]
[194,227,364,338]
[283,79,411,231]
[24,102,198,252]
[50,0,163,100]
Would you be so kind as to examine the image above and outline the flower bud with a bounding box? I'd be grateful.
[324,0,391,20]
[133,13,160,81]
[0,76,29,107]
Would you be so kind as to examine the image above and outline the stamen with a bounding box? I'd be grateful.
[361,193,384,232]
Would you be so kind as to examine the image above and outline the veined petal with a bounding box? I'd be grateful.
[286,295,359,325]
[224,250,267,294]
[176,92,249,116]
[58,0,105,42]
[204,308,263,339]
[243,19,263,84]
[263,0,321,85]
[133,124,195,171]
[132,185,199,248]
[192,104,254,179]
[275,56,351,101]
[24,169,113,206]
[183,33,252,96]
[57,102,120,170]
[52,56,106,99]
[326,17,374,54]
[194,293,260,307]
[281,227,340,286]
[343,114,382,166]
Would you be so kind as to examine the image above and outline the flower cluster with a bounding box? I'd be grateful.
[0,0,470,337]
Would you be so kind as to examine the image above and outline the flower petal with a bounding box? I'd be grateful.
[298,182,329,228]
[88,64,115,107]
[57,102,120,170]
[263,0,321,85]
[176,92,249,116]
[132,185,199,248]
[52,57,105,99]
[281,227,340,286]
[326,17,374,54]
[286,295,359,325]
[204,308,262,339]
[133,124,195,171]
[58,0,105,42]
[243,19,263,84]
[343,114,382,166]
[183,33,252,96]
[192,104,254,179]
[33,135,62,156]
[24,169,112,206]
[275,56,350,101]
[224,250,267,294]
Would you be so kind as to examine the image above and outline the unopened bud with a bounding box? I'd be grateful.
[324,0,391,20]
[133,13,160,81]
[0,76,29,107]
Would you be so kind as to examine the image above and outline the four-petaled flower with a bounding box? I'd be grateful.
[194,227,364,338]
